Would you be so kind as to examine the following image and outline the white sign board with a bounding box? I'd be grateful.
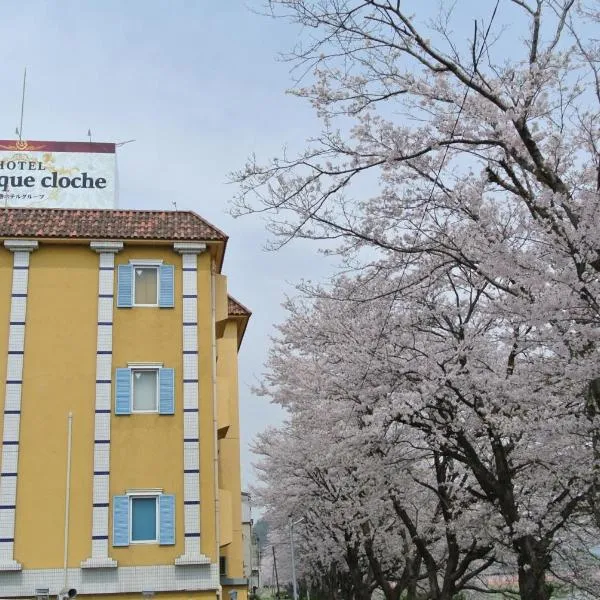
[0,139,116,208]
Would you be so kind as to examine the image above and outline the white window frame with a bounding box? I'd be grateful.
[127,490,161,545]
[130,260,163,307]
[130,365,161,414]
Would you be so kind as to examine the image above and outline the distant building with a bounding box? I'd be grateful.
[242,492,260,591]
[0,207,251,599]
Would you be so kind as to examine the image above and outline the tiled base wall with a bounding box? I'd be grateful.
[0,563,219,596]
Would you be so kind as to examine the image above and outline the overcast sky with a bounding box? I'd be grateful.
[1,0,512,493]
[0,0,342,490]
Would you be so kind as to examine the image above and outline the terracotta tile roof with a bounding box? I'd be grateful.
[227,295,251,349]
[228,295,252,317]
[0,207,228,242]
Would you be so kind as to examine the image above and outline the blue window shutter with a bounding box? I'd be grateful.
[117,265,133,308]
[159,494,175,545]
[115,368,132,415]
[159,264,174,308]
[113,495,130,546]
[159,368,175,415]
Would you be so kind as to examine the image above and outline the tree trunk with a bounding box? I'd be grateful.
[403,554,422,600]
[515,535,551,600]
[344,545,372,600]
[586,378,600,528]
[362,535,404,600]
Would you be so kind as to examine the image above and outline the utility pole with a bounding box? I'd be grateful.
[289,517,304,600]
[271,559,275,594]
[249,530,253,594]
[257,539,261,588]
[272,546,280,600]
[289,517,298,600]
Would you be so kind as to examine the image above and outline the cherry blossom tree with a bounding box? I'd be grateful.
[254,414,498,600]
[234,2,600,598]
[253,280,498,598]
[233,1,600,316]
[254,424,380,600]
[253,265,598,599]
[231,0,600,379]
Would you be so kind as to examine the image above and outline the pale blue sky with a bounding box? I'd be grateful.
[0,0,338,488]
[0,0,524,490]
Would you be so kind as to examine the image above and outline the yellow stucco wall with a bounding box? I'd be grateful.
[15,244,98,569]
[0,239,246,595]
[198,252,217,562]
[216,321,243,579]
[219,487,233,547]
[217,376,231,432]
[214,274,228,323]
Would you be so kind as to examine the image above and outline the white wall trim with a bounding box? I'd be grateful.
[129,259,163,266]
[173,242,207,254]
[0,243,37,571]
[83,243,121,567]
[90,241,124,253]
[3,240,38,252]
[0,562,219,596]
[173,245,206,564]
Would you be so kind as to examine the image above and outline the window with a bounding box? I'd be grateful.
[117,263,174,309]
[132,369,158,412]
[134,266,158,305]
[113,492,175,547]
[220,556,227,576]
[115,366,174,415]
[131,496,158,543]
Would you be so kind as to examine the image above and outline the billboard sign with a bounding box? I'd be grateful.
[0,139,116,208]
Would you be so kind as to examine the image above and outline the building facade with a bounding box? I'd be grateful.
[0,207,250,599]
[241,493,259,593]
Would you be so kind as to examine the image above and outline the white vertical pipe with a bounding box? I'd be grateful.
[63,412,73,587]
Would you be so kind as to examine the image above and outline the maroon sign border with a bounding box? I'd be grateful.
[0,140,115,154]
